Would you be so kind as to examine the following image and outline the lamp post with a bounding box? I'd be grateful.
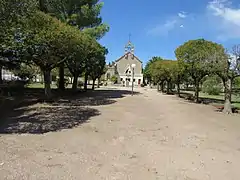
[131,64,136,96]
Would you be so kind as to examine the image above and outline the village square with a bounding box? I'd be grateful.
[1,0,240,179]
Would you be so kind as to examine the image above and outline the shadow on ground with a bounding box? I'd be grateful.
[52,89,141,107]
[0,89,140,134]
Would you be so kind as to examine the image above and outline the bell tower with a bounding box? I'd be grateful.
[125,34,134,59]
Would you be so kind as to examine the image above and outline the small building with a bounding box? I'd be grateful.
[105,41,144,87]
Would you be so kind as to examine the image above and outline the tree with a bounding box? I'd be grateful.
[146,58,177,93]
[12,63,39,82]
[65,33,101,91]
[82,41,108,91]
[209,45,240,113]
[148,57,166,91]
[88,46,107,90]
[175,39,224,103]
[41,0,109,90]
[144,57,159,86]
[202,75,222,95]
[233,77,240,88]
[160,60,176,94]
[0,0,37,83]
[24,12,79,98]
[172,61,186,97]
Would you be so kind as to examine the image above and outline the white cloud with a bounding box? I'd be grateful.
[207,0,240,39]
[178,12,187,18]
[147,19,178,36]
[147,12,188,36]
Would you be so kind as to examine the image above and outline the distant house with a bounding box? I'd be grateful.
[1,69,19,81]
[105,41,143,87]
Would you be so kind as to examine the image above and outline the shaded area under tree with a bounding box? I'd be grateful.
[0,88,140,134]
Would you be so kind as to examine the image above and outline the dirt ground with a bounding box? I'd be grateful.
[1,87,240,180]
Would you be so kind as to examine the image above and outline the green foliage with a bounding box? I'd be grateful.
[44,0,109,39]
[65,33,100,77]
[175,39,225,82]
[0,0,37,72]
[88,45,107,81]
[233,77,240,88]
[144,57,164,84]
[12,63,39,81]
[147,57,176,85]
[175,39,225,101]
[25,11,78,70]
[144,56,160,83]
[40,0,109,90]
[110,75,118,83]
[22,11,92,96]
[202,76,223,95]
[83,24,109,40]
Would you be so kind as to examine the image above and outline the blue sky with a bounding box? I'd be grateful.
[99,0,240,66]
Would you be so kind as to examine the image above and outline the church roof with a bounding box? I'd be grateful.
[115,52,142,63]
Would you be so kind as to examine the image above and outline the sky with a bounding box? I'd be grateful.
[99,0,240,66]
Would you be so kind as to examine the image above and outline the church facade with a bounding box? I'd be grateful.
[105,41,144,87]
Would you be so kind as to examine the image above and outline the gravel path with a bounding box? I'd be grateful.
[1,87,240,180]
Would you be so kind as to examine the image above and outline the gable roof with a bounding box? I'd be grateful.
[115,52,142,63]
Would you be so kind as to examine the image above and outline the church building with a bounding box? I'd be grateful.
[105,41,144,87]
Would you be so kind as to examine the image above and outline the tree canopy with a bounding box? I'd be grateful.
[175,39,225,102]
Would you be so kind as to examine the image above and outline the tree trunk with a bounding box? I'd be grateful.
[194,81,200,103]
[72,74,78,91]
[41,73,44,84]
[223,78,233,114]
[157,82,160,91]
[43,70,51,98]
[149,81,152,88]
[177,82,180,97]
[97,78,100,88]
[222,79,227,101]
[166,81,171,94]
[58,63,65,91]
[84,73,88,91]
[92,79,96,90]
[0,65,3,84]
[160,82,164,92]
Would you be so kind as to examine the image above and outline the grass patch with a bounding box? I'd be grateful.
[27,83,60,89]
[27,83,45,89]
[232,103,240,109]
[181,90,240,109]
[182,91,240,102]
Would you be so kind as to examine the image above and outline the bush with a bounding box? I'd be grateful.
[110,75,118,84]
[202,76,222,95]
[140,84,145,87]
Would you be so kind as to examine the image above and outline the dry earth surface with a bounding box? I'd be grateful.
[1,87,240,180]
